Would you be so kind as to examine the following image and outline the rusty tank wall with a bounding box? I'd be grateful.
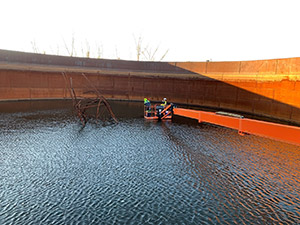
[0,49,299,124]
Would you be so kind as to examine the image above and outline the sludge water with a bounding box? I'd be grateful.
[0,100,300,224]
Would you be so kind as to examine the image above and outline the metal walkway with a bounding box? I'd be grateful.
[173,108,300,146]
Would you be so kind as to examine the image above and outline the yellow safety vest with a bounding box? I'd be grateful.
[144,98,150,104]
[161,101,167,106]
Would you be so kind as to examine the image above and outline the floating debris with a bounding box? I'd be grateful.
[62,72,118,127]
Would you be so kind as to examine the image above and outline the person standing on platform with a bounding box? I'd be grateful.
[144,98,151,117]
[161,98,167,107]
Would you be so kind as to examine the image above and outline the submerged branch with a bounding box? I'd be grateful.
[62,72,118,127]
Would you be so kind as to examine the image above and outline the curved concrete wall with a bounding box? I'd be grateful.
[0,50,299,124]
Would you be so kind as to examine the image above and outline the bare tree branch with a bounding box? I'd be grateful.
[134,34,169,61]
[115,46,120,60]
[62,34,76,57]
[160,49,169,61]
[133,34,143,61]
[96,43,103,59]
[62,37,71,56]
[31,40,39,53]
[85,40,90,58]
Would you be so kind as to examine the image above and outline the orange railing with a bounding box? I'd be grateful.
[173,108,300,146]
[144,104,172,119]
[144,105,156,118]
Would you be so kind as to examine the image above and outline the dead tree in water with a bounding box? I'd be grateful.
[62,72,118,127]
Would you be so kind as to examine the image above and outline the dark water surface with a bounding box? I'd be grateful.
[1,100,300,224]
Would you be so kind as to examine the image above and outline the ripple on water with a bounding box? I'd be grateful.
[1,101,300,224]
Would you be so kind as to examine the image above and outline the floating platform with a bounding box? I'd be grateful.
[144,104,173,120]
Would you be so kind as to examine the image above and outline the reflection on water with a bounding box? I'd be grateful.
[0,100,300,224]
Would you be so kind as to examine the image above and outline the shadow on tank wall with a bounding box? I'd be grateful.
[0,49,194,74]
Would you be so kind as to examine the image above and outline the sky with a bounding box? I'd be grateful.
[1,0,300,62]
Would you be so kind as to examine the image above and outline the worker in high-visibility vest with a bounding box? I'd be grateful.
[144,98,151,117]
[161,98,167,107]
[144,98,150,107]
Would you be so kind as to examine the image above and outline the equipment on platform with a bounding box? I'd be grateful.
[216,111,244,118]
[144,100,175,120]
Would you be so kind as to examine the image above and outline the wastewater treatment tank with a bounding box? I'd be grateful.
[0,100,300,224]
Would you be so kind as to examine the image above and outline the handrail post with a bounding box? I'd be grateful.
[238,117,245,136]
[198,111,202,123]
